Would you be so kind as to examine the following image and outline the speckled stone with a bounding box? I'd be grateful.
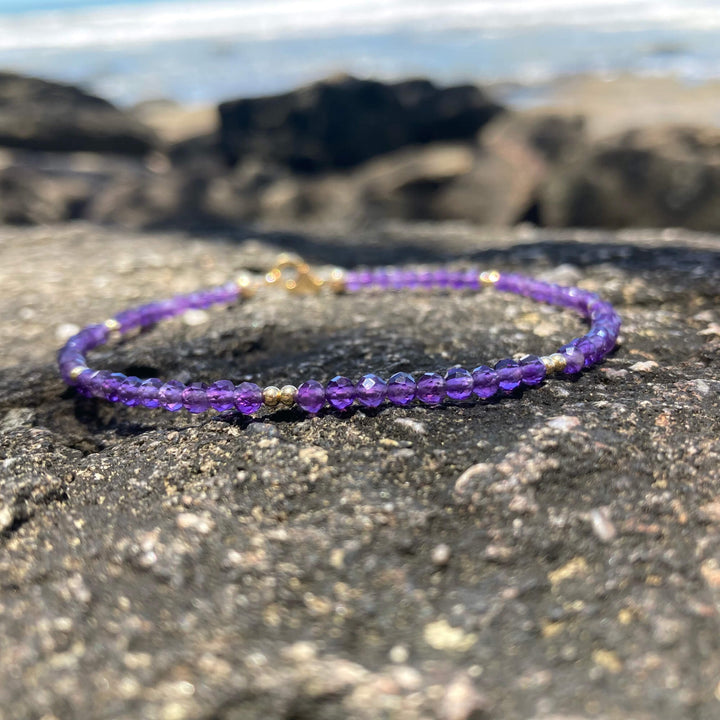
[1,223,719,720]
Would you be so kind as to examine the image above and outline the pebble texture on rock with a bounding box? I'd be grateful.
[1,223,719,720]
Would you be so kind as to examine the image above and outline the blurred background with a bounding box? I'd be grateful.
[0,0,719,231]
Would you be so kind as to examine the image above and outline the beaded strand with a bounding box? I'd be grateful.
[57,262,621,416]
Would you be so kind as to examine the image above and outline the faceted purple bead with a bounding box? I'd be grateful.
[519,355,546,387]
[587,327,613,360]
[472,365,499,399]
[434,269,452,288]
[59,356,87,385]
[60,337,83,355]
[58,344,86,378]
[399,270,419,289]
[207,379,236,412]
[371,268,390,289]
[159,380,185,411]
[494,275,515,293]
[559,343,585,374]
[418,270,434,289]
[182,382,209,413]
[589,301,613,319]
[389,270,404,289]
[75,369,97,397]
[494,358,522,392]
[574,337,597,368]
[58,346,85,366]
[149,299,176,322]
[355,270,373,288]
[326,376,355,411]
[185,291,216,310]
[114,308,143,333]
[416,372,445,405]
[529,282,552,303]
[85,369,111,398]
[561,287,590,312]
[139,378,163,408]
[138,302,165,325]
[76,323,109,350]
[117,376,143,406]
[234,382,263,415]
[170,294,191,314]
[581,293,601,316]
[599,317,621,335]
[102,372,126,402]
[444,366,474,401]
[387,372,416,406]
[215,281,241,304]
[297,380,325,414]
[461,269,480,290]
[355,374,387,408]
[344,273,362,293]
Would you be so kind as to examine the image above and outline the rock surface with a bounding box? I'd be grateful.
[1,222,719,719]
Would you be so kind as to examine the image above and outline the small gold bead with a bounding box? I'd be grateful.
[263,386,281,407]
[479,270,501,286]
[69,365,87,381]
[549,353,567,373]
[328,267,347,294]
[541,353,567,374]
[264,268,282,286]
[104,318,120,331]
[279,384,298,406]
[236,272,257,299]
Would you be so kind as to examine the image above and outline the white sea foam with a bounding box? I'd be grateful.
[0,0,718,52]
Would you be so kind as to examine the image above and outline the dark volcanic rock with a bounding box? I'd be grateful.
[218,75,504,172]
[1,223,720,720]
[540,124,720,231]
[0,72,157,156]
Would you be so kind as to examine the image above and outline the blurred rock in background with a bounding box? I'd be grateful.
[1,70,719,233]
[540,125,720,231]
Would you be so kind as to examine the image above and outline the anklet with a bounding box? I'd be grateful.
[57,257,621,416]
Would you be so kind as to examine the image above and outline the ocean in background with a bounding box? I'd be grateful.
[0,0,718,106]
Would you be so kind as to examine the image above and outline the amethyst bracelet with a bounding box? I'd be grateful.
[57,257,621,416]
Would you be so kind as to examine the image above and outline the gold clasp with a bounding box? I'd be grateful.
[264,255,324,294]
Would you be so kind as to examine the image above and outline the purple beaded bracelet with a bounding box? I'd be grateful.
[58,257,620,416]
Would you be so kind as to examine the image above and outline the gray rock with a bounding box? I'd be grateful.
[1,223,720,719]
